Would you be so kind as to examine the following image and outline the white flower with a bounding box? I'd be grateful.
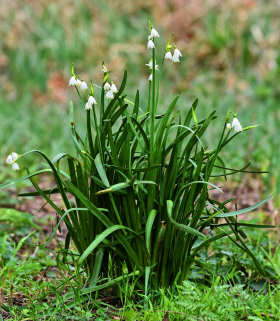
[148,35,153,41]
[88,96,97,105]
[174,48,182,57]
[104,83,111,91]
[85,102,92,110]
[6,155,13,164]
[68,76,77,86]
[103,66,107,73]
[172,55,180,63]
[226,123,231,130]
[149,74,153,81]
[164,52,172,60]
[80,81,88,91]
[150,28,160,38]
[12,163,20,171]
[76,79,81,87]
[111,84,118,93]
[234,124,243,132]
[11,152,18,161]
[145,61,158,70]
[147,40,155,49]
[106,91,114,100]
[232,118,243,132]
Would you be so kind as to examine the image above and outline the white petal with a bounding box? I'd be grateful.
[164,52,172,60]
[149,74,153,81]
[76,79,81,87]
[147,40,155,49]
[226,123,231,130]
[148,35,153,41]
[172,55,180,63]
[106,91,114,100]
[88,96,96,105]
[232,118,241,127]
[68,76,77,86]
[80,81,88,91]
[85,102,92,110]
[104,83,111,91]
[174,48,182,57]
[12,162,20,171]
[6,155,13,164]
[111,84,118,93]
[103,66,107,73]
[11,152,18,161]
[151,28,160,37]
[234,124,243,132]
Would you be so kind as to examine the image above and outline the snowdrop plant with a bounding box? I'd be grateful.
[1,17,273,297]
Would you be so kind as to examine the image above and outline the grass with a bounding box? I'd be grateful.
[0,215,280,320]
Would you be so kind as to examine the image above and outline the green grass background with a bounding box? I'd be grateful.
[1,0,279,202]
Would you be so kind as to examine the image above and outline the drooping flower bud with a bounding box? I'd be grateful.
[226,123,231,130]
[111,83,118,93]
[174,48,182,57]
[106,91,114,100]
[68,76,77,86]
[88,96,97,105]
[6,155,13,164]
[85,102,92,110]
[232,118,243,132]
[12,163,20,171]
[150,28,160,38]
[149,74,153,81]
[164,52,172,60]
[147,40,155,49]
[104,83,111,91]
[11,153,18,161]
[80,81,88,91]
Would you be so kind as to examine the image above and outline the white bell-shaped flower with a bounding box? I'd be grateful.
[106,91,114,100]
[226,123,231,130]
[68,76,77,86]
[174,48,182,57]
[12,162,20,171]
[76,79,81,87]
[104,83,111,91]
[88,96,97,105]
[150,28,160,38]
[145,61,158,70]
[103,66,107,73]
[172,55,180,63]
[85,102,92,110]
[164,52,172,60]
[80,81,88,91]
[232,118,243,132]
[148,35,153,41]
[6,155,13,164]
[11,152,18,161]
[111,84,118,93]
[149,74,153,81]
[147,40,155,49]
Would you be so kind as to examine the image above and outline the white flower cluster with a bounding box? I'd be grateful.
[68,76,88,91]
[227,117,243,132]
[104,82,118,100]
[147,28,159,49]
[85,96,97,110]
[6,152,19,171]
[164,47,182,63]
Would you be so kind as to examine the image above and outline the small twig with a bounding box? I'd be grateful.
[155,310,205,321]
[235,287,248,321]
[88,296,120,305]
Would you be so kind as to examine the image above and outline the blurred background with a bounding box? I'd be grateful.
[1,0,279,208]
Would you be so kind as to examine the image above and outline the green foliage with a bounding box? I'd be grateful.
[0,19,274,301]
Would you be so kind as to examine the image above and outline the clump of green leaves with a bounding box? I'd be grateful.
[0,19,274,300]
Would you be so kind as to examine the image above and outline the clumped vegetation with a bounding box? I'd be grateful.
[1,2,279,320]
